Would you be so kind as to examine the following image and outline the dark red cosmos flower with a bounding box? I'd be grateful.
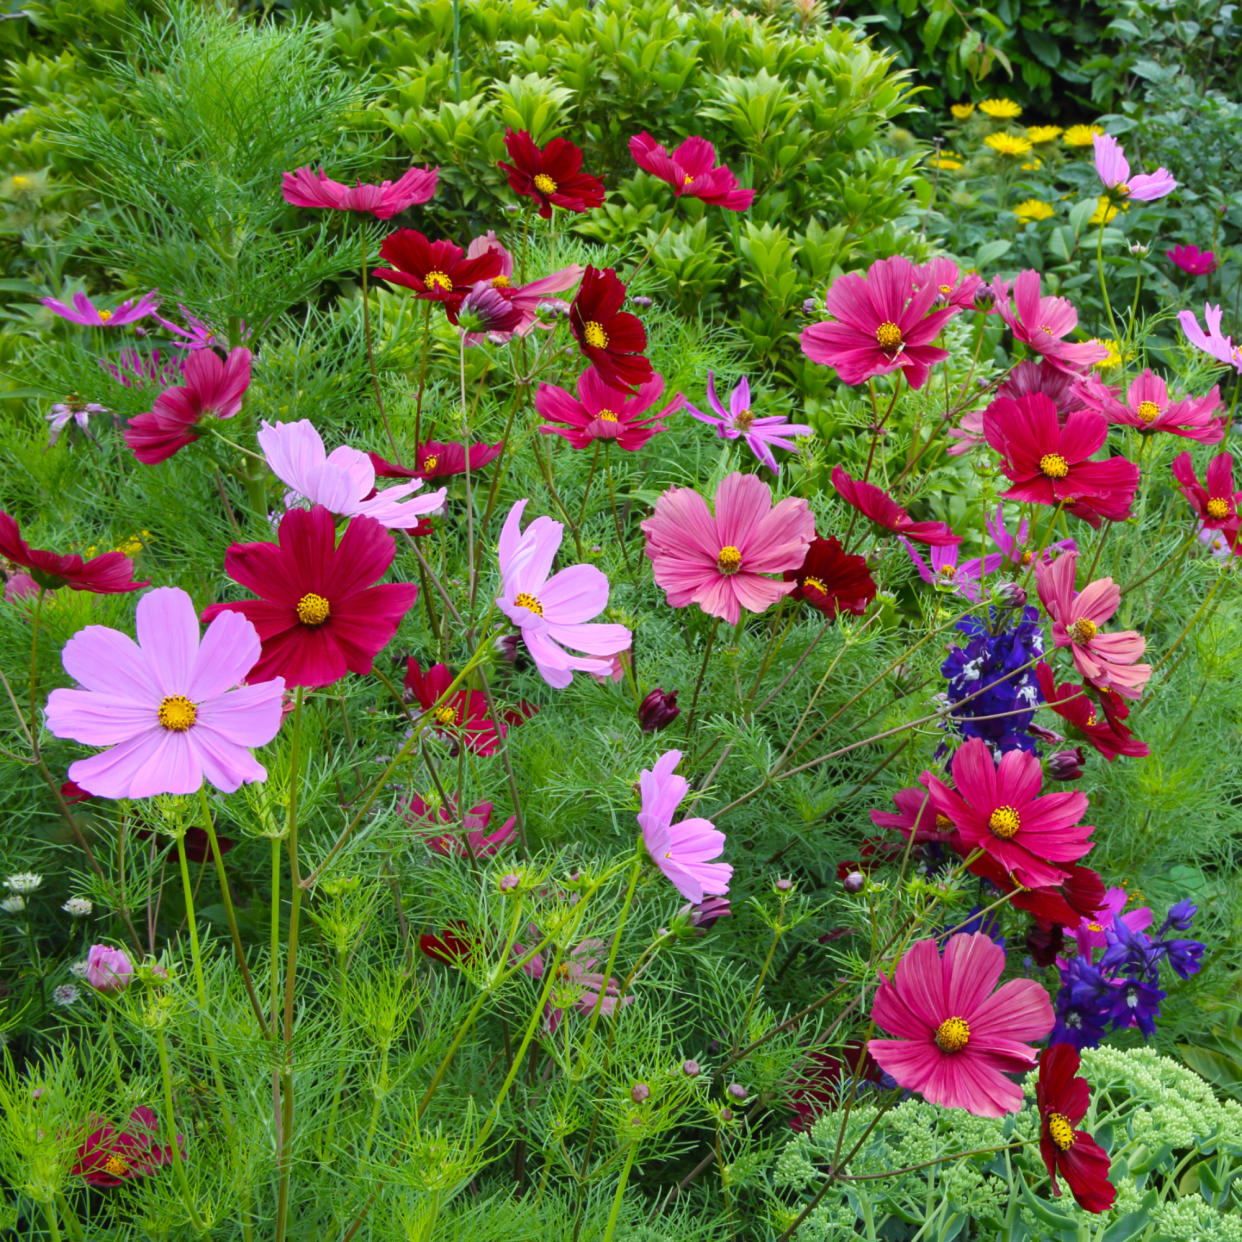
[1171,450,1242,539]
[202,506,417,689]
[830,467,960,547]
[783,535,876,619]
[568,266,653,393]
[498,129,605,219]
[1036,1045,1116,1213]
[628,132,756,211]
[72,1106,176,1187]
[0,513,148,594]
[787,1045,881,1131]
[968,852,1106,929]
[61,779,92,804]
[372,230,503,322]
[369,440,503,482]
[404,659,533,757]
[419,920,476,965]
[1035,663,1149,761]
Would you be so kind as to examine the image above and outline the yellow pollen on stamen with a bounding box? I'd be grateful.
[1085,710,1098,727]
[1039,453,1070,479]
[491,275,511,289]
[1039,324,1054,335]
[875,320,903,350]
[1048,1112,1076,1150]
[734,408,755,431]
[683,174,694,186]
[434,704,457,726]
[717,545,743,575]
[935,813,953,830]
[802,574,828,594]
[158,695,197,732]
[584,321,608,349]
[938,564,956,578]
[939,284,953,296]
[533,173,558,195]
[1116,183,1131,197]
[934,1016,970,1053]
[97,309,113,323]
[423,455,438,471]
[1067,617,1098,644]
[296,592,331,626]
[424,270,453,293]
[12,175,32,190]
[989,805,1021,838]
[1021,549,1034,565]
[103,1154,130,1177]
[514,591,543,616]
[597,408,619,422]
[1087,921,1104,933]
[1207,497,1232,520]
[1136,400,1160,423]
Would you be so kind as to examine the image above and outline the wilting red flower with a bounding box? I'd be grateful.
[404,658,532,756]
[830,467,960,546]
[407,794,515,857]
[373,230,503,321]
[419,921,476,964]
[783,536,876,619]
[968,852,1106,929]
[628,132,755,210]
[994,271,1110,374]
[456,281,523,338]
[536,366,681,450]
[281,164,438,218]
[202,506,417,689]
[370,440,503,482]
[0,513,148,594]
[568,266,653,392]
[1035,663,1149,760]
[498,129,605,219]
[72,1107,176,1187]
[1036,1045,1116,1212]
[1171,450,1242,541]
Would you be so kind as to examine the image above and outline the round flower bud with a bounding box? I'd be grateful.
[842,870,866,894]
[726,1082,748,1101]
[631,295,653,309]
[682,1059,701,1078]
[630,1082,651,1104]
[774,878,793,893]
[802,297,820,316]
[973,283,995,312]
[638,687,680,733]
[1046,747,1086,782]
[993,581,1027,610]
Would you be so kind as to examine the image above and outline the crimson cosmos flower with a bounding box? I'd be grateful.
[628,132,756,210]
[783,536,877,619]
[498,129,604,218]
[1036,1044,1116,1213]
[0,512,147,594]
[372,230,503,321]
[280,164,438,218]
[369,440,503,482]
[1171,450,1242,541]
[1035,663,1149,761]
[404,658,532,756]
[568,266,653,392]
[536,366,681,450]
[202,506,417,689]
[830,466,960,546]
[72,1106,176,1187]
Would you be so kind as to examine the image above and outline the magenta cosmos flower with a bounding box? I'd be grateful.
[86,944,134,992]
[1178,303,1242,372]
[686,372,813,473]
[801,256,955,389]
[830,466,960,546]
[915,256,984,312]
[925,737,1094,889]
[638,749,731,903]
[1036,551,1151,700]
[628,132,755,210]
[125,347,252,465]
[371,440,503,482]
[1168,244,1216,277]
[537,366,682,451]
[641,472,814,625]
[41,289,160,328]
[0,513,147,594]
[258,419,446,530]
[1078,369,1223,443]
[1171,450,1242,540]
[868,932,1054,1116]
[44,587,285,799]
[72,1106,176,1187]
[898,539,1002,601]
[1092,133,1176,202]
[281,164,437,218]
[202,506,417,689]
[995,271,1109,374]
[496,499,632,688]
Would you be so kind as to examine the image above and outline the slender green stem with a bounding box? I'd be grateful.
[604,447,636,580]
[41,1202,62,1242]
[360,229,399,455]
[601,1143,639,1242]
[683,617,720,739]
[413,300,433,448]
[155,1028,207,1234]
[52,1195,83,1242]
[1096,211,1120,345]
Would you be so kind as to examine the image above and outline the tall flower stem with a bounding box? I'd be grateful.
[412,301,434,448]
[600,1143,639,1242]
[155,1027,207,1234]
[629,208,675,284]
[1096,213,1121,345]
[604,447,636,580]
[359,228,399,455]
[683,617,721,738]
[458,332,478,616]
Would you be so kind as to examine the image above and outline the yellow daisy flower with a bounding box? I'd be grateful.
[1063,124,1104,148]
[1021,157,1044,171]
[1013,199,1055,223]
[1025,125,1063,144]
[1087,195,1129,225]
[979,98,1022,119]
[984,132,1032,157]
[1088,338,1124,371]
[929,151,964,171]
[950,103,975,120]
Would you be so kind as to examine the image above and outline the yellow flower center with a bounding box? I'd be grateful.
[1207,497,1232,520]
[102,1154,130,1177]
[296,592,331,626]
[584,321,609,349]
[533,173,558,195]
[1067,617,1098,644]
[434,704,458,726]
[12,175,31,189]
[938,564,956,578]
[717,545,743,575]
[935,813,953,830]
[514,591,543,616]
[875,321,903,350]
[1136,400,1160,423]
[802,574,827,594]
[491,275,511,289]
[734,408,755,430]
[424,270,453,293]
[1020,549,1034,565]
[683,173,694,186]
[989,805,1020,838]
[423,454,438,471]
[1048,1112,1076,1150]
[97,309,113,323]
[1115,183,1131,197]
[1039,324,1054,335]
[1039,453,1069,479]
[158,695,197,732]
[934,1016,970,1053]
[597,408,618,422]
[1087,921,1104,932]
[1085,709,1097,727]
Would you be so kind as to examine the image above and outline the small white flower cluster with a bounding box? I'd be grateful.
[62,897,93,918]
[4,872,43,894]
[52,984,80,1007]
[0,896,26,915]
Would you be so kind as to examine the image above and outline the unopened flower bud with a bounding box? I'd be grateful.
[631,1082,651,1104]
[682,1059,701,1077]
[973,283,995,312]
[802,297,820,316]
[842,870,866,894]
[499,872,521,892]
[631,295,653,310]
[1046,747,1086,781]
[494,633,522,663]
[774,877,793,893]
[1129,242,1149,257]
[719,1107,734,1122]
[680,896,731,931]
[638,687,680,733]
[726,1082,748,1101]
[993,581,1026,610]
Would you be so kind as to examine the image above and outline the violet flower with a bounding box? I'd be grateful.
[41,290,160,328]
[686,372,813,473]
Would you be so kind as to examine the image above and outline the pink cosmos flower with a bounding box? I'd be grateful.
[869,781,960,848]
[986,504,1076,568]
[1167,245,1216,277]
[868,932,1055,1116]
[496,499,632,688]
[1178,303,1242,372]
[1068,886,1152,961]
[536,366,682,451]
[638,749,731,903]
[628,132,756,210]
[258,419,446,530]
[525,938,633,1035]
[41,290,160,328]
[100,348,184,391]
[44,587,285,799]
[641,472,815,625]
[456,281,523,340]
[898,539,1002,601]
[407,794,516,857]
[465,231,583,340]
[925,737,1094,889]
[830,466,960,546]
[86,944,134,992]
[371,440,503,482]
[995,271,1109,374]
[124,347,252,464]
[915,257,984,312]
[1092,133,1176,201]
[1077,369,1223,443]
[281,164,438,218]
[801,256,955,389]
[1035,551,1151,700]
[46,400,110,446]
[152,304,228,352]
[72,1106,177,1187]
[949,361,1096,455]
[1171,451,1242,537]
[685,372,813,473]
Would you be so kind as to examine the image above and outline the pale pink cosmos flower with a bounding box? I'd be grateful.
[281,165,438,218]
[686,372,813,474]
[1178,303,1242,372]
[994,271,1109,375]
[46,400,110,446]
[641,473,815,625]
[638,750,731,903]
[465,231,583,341]
[44,587,286,799]
[258,420,446,530]
[496,499,632,688]
[1035,551,1150,700]
[1092,133,1176,201]
[86,944,134,992]
[41,290,160,328]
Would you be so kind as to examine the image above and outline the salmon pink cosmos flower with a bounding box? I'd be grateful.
[568,266,653,392]
[42,289,160,328]
[202,507,417,689]
[641,473,815,625]
[1092,133,1175,201]
[498,129,605,218]
[537,366,681,451]
[995,271,1109,374]
[830,467,960,546]
[1171,451,1242,540]
[686,372,813,473]
[281,164,438,218]
[1078,370,1223,443]
[868,932,1054,1116]
[0,513,148,594]
[628,132,756,210]
[373,229,503,321]
[44,587,285,799]
[1036,1044,1116,1212]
